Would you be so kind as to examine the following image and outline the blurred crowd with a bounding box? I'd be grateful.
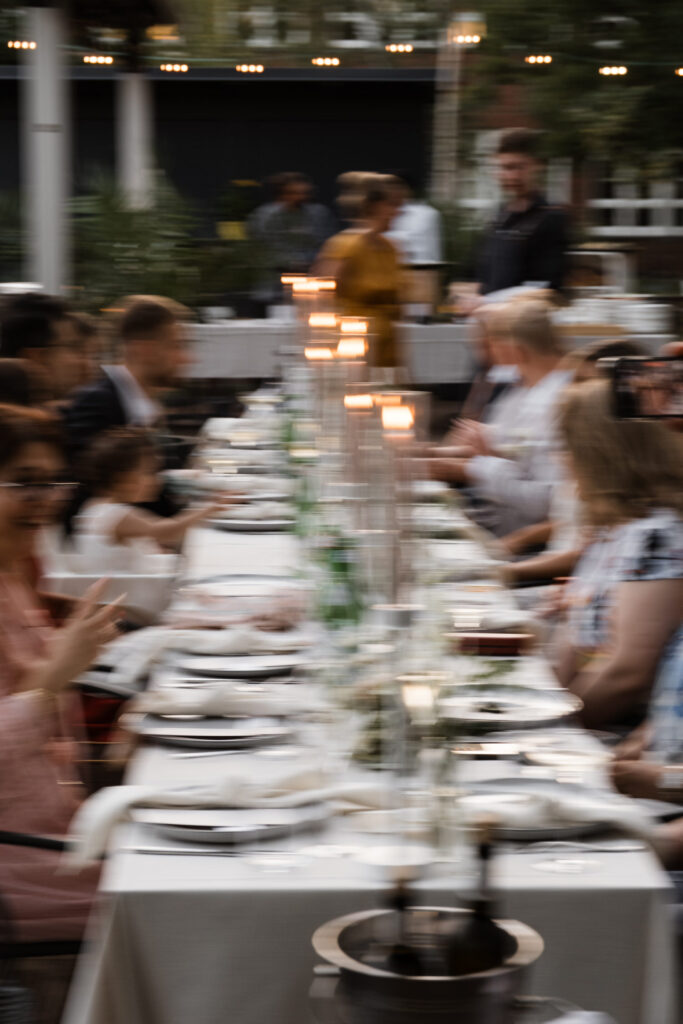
[0,128,680,1022]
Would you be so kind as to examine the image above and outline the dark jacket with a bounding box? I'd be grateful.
[477,194,570,296]
[63,373,126,461]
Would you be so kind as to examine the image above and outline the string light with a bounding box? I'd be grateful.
[385,44,414,53]
[525,55,552,65]
[84,55,114,65]
[7,40,36,50]
[676,68,683,77]
[236,64,264,73]
[453,34,481,45]
[312,57,340,66]
[160,63,189,72]
[599,65,628,76]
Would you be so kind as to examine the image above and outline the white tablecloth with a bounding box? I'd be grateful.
[186,321,672,383]
[64,530,677,1024]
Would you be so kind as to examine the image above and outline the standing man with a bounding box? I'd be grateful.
[474,129,570,300]
[386,171,443,265]
[248,172,335,310]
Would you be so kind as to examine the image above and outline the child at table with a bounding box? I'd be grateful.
[71,428,231,573]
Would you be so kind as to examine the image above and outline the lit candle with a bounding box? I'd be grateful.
[381,404,415,433]
[309,313,338,329]
[340,319,368,334]
[304,346,334,360]
[336,336,367,359]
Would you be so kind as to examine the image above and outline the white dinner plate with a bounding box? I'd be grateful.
[458,778,621,841]
[439,685,583,731]
[190,575,307,598]
[134,803,330,845]
[176,653,302,679]
[208,518,293,533]
[124,713,295,749]
[169,625,315,656]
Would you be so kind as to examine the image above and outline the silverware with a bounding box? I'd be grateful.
[122,845,273,857]
[511,839,646,854]
[170,749,246,759]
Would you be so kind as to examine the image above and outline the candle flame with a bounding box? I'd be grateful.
[372,393,402,407]
[344,393,374,410]
[340,319,368,334]
[336,337,367,359]
[304,346,334,361]
[309,313,337,328]
[381,405,415,431]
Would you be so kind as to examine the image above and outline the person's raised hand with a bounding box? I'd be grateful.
[47,580,125,690]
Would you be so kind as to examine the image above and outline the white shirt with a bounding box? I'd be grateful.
[467,369,572,536]
[103,365,162,427]
[387,201,443,264]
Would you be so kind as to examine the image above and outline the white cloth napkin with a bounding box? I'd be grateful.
[67,767,401,866]
[130,680,322,719]
[78,627,171,696]
[459,788,654,839]
[168,626,310,656]
[215,501,292,521]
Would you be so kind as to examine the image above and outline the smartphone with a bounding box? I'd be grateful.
[606,356,683,420]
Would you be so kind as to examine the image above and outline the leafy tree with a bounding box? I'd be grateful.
[468,0,683,173]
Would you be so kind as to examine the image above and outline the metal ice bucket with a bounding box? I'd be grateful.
[311,907,544,1024]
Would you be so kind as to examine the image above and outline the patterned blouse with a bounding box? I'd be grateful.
[567,508,683,655]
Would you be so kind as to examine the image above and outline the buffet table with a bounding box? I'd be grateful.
[64,526,677,1024]
[187,321,673,383]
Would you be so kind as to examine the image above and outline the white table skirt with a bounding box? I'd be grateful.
[64,530,677,1024]
[186,321,673,383]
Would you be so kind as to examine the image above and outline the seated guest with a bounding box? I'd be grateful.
[554,380,683,729]
[72,427,230,572]
[0,292,84,404]
[428,299,571,536]
[609,626,683,801]
[501,339,648,584]
[0,406,120,944]
[64,296,191,459]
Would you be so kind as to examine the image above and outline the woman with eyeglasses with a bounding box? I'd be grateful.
[0,406,118,952]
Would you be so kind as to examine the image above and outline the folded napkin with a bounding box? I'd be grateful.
[215,501,292,522]
[459,787,654,840]
[478,609,535,633]
[130,680,323,719]
[67,767,401,866]
[168,626,311,656]
[80,627,171,696]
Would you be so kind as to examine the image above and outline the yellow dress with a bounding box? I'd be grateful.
[320,229,402,368]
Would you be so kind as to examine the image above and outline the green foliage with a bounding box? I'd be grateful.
[473,0,683,173]
[71,172,199,312]
[430,201,480,277]
[70,173,266,312]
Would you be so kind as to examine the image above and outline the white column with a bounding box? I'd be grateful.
[21,4,70,292]
[116,73,154,210]
[430,33,463,205]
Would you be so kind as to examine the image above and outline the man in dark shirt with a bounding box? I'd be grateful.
[475,128,570,298]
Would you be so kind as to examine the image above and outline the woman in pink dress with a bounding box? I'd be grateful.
[0,406,119,943]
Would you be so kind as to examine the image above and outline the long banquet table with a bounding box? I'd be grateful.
[64,526,677,1024]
